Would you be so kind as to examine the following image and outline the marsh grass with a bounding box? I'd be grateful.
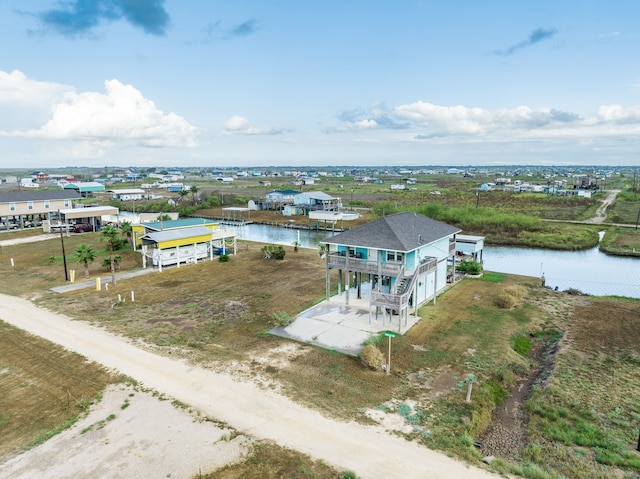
[599,227,640,257]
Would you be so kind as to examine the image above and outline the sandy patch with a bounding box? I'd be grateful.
[0,384,250,479]
[363,399,422,435]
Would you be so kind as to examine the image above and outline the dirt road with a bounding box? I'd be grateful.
[587,189,620,223]
[0,293,498,479]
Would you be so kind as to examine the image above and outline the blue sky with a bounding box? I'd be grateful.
[0,0,639,169]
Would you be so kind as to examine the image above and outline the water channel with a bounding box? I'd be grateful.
[232,223,640,299]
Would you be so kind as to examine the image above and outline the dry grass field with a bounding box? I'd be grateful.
[0,232,639,478]
[0,321,117,461]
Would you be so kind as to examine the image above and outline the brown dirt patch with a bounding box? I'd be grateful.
[425,365,462,400]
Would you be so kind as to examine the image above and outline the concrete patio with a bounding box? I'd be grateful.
[270,283,423,355]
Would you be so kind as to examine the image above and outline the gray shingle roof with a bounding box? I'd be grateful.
[322,212,461,252]
[0,190,82,203]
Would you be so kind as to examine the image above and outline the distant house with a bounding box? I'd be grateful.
[54,206,119,234]
[300,177,315,186]
[109,189,145,201]
[0,190,82,229]
[167,183,185,192]
[321,212,463,329]
[20,178,39,188]
[292,191,340,214]
[258,189,300,211]
[215,177,235,184]
[63,182,105,197]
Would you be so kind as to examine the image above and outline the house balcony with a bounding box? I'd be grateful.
[369,258,438,312]
[370,290,408,311]
[210,228,234,240]
[327,253,402,276]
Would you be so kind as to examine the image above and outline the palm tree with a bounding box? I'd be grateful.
[74,244,96,278]
[120,221,133,244]
[177,189,189,204]
[101,225,119,286]
[190,185,199,204]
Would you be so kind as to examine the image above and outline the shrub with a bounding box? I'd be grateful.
[270,311,293,327]
[504,285,527,299]
[496,285,527,309]
[457,260,482,275]
[496,291,517,309]
[360,344,385,370]
[218,254,230,263]
[363,333,385,347]
[261,244,286,260]
[101,255,121,271]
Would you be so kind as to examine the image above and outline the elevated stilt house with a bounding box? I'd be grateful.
[136,218,236,271]
[321,212,461,329]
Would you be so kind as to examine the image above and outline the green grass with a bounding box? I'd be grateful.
[28,417,78,447]
[512,334,533,356]
[480,272,507,283]
[599,227,640,257]
[521,347,640,478]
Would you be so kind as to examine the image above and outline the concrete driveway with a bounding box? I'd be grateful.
[271,285,422,355]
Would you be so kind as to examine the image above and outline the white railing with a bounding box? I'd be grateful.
[370,257,438,311]
[327,254,403,276]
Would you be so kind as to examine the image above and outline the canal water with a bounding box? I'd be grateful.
[233,224,640,299]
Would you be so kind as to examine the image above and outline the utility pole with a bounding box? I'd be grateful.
[384,332,396,375]
[58,210,69,281]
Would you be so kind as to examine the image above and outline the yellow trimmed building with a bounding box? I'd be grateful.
[137,218,236,271]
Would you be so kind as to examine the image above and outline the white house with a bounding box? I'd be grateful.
[321,212,462,329]
[110,189,145,201]
[293,191,340,213]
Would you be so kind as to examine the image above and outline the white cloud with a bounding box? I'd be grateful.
[390,100,640,143]
[0,70,71,105]
[0,70,73,130]
[394,101,491,134]
[350,119,378,130]
[597,104,640,123]
[0,71,199,148]
[222,115,284,135]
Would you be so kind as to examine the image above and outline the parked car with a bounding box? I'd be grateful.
[0,222,18,230]
[73,223,94,233]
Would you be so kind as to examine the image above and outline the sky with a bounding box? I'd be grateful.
[1,0,639,169]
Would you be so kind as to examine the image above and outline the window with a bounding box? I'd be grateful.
[44,200,50,209]
[9,203,15,211]
[27,201,33,210]
[387,251,403,261]
[64,200,70,207]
